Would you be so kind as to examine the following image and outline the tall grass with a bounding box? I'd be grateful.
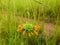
[0,0,60,45]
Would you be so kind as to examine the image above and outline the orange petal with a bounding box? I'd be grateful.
[34,31,38,35]
[18,25,23,30]
[18,25,22,28]
[34,25,40,30]
[31,32,33,36]
[28,33,31,37]
[22,31,25,36]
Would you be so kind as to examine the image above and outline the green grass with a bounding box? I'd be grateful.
[0,0,60,45]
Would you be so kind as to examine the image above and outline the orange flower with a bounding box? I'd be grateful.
[34,25,40,30]
[34,31,38,35]
[28,33,31,37]
[22,31,25,36]
[17,23,40,37]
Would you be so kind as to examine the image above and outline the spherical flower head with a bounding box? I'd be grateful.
[17,22,40,37]
[23,23,34,32]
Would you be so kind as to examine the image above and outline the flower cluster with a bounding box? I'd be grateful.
[17,23,40,37]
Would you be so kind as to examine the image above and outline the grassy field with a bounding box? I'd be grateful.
[0,0,60,45]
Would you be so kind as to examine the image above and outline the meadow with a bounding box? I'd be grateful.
[0,0,60,45]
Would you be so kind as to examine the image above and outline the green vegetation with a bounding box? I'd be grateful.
[0,0,60,45]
